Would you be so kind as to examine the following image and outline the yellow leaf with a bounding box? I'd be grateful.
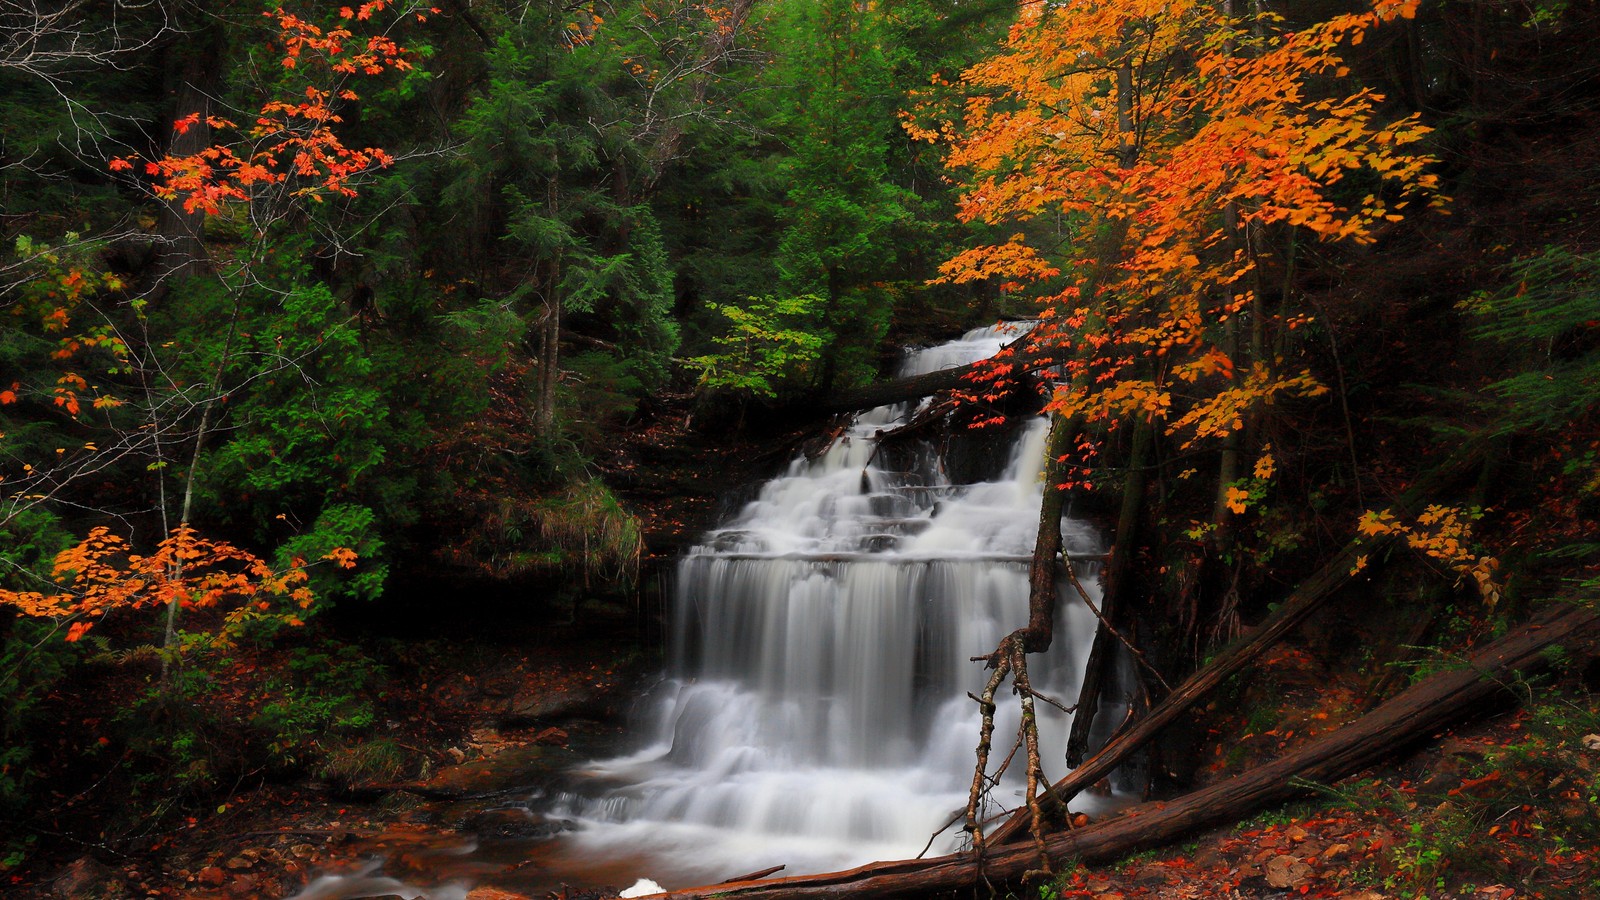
[1253,451,1275,480]
[1225,486,1250,515]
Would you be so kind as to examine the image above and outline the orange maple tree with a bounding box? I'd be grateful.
[0,524,357,643]
[111,1,433,214]
[919,0,1441,483]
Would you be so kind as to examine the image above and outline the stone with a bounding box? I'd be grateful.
[1263,854,1312,889]
[197,866,228,887]
[461,807,577,841]
[533,726,570,745]
[51,856,127,899]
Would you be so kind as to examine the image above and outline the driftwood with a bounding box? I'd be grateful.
[720,865,785,883]
[641,601,1598,899]
[985,438,1490,844]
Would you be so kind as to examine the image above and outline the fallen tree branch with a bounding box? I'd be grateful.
[803,331,1055,416]
[644,600,1598,899]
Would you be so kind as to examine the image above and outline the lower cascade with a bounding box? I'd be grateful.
[548,324,1118,886]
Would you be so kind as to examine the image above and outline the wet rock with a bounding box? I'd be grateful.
[460,807,576,841]
[549,887,621,900]
[197,866,228,887]
[505,685,605,723]
[51,856,126,899]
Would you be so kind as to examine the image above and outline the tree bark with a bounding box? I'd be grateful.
[155,24,225,284]
[642,602,1599,900]
[1022,414,1076,652]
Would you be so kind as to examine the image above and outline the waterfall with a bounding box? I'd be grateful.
[551,324,1112,885]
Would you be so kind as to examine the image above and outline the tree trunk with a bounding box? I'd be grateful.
[155,25,225,284]
[643,602,1599,900]
[1066,418,1151,767]
[1022,414,1076,652]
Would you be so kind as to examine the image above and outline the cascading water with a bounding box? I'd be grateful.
[546,324,1116,886]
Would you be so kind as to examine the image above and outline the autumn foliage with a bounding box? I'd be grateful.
[111,2,431,214]
[0,524,356,642]
[922,0,1441,463]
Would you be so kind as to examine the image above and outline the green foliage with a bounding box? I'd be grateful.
[563,350,644,448]
[0,619,77,816]
[252,641,386,769]
[1467,246,1600,435]
[274,503,386,607]
[317,738,407,786]
[198,280,389,519]
[689,294,826,398]
[0,510,76,818]
[764,0,916,388]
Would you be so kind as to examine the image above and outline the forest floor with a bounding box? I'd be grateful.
[18,624,1597,900]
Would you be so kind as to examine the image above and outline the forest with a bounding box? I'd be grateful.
[1,0,1598,897]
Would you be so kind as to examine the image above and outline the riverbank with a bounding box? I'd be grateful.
[7,617,655,899]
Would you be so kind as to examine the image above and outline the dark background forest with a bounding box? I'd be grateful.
[2,0,1598,897]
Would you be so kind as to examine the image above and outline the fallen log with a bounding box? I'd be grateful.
[986,437,1490,844]
[645,601,1598,899]
[806,330,1056,416]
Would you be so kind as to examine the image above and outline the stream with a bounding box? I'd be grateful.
[288,323,1127,898]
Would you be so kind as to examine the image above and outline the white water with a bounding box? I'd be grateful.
[549,324,1112,886]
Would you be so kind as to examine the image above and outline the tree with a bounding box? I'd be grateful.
[919,0,1443,851]
[0,524,354,643]
[442,3,697,438]
[931,0,1438,459]
[2,1,422,678]
[764,0,914,392]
